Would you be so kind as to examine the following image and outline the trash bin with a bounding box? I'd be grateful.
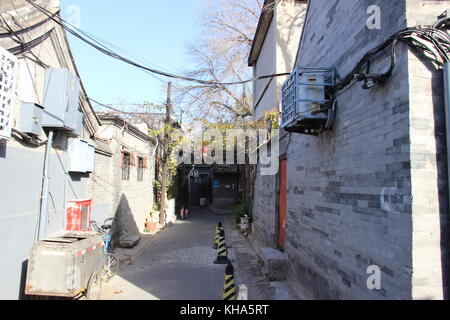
[25,232,103,298]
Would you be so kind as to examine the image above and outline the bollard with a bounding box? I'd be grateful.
[222,262,237,300]
[220,225,232,249]
[214,229,230,264]
[213,222,222,249]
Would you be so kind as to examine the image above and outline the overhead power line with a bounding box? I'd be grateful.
[24,0,290,87]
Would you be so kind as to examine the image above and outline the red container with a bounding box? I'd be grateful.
[66,200,92,232]
[145,221,157,233]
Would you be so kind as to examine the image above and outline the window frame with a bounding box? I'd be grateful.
[137,156,144,182]
[122,152,131,181]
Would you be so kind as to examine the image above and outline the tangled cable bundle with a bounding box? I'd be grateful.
[333,17,450,95]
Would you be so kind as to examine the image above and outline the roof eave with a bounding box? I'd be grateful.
[248,0,276,67]
[99,115,157,145]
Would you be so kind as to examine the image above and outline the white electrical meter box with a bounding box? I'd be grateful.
[68,138,95,173]
[42,69,81,131]
[85,143,95,173]
[20,102,44,136]
[72,111,84,137]
[0,45,18,139]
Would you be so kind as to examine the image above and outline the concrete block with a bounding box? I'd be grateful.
[120,235,141,248]
[259,247,287,281]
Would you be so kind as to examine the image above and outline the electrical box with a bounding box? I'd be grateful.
[72,111,84,137]
[19,102,44,136]
[68,138,95,173]
[281,67,335,135]
[85,143,95,173]
[42,69,81,131]
[0,45,18,139]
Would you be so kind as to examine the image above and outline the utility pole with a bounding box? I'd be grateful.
[159,82,172,227]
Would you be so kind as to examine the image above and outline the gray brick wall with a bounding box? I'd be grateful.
[252,165,278,248]
[252,0,448,299]
[88,121,156,244]
[406,0,450,300]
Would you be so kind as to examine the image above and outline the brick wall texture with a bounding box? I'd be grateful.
[252,0,450,300]
[87,122,156,242]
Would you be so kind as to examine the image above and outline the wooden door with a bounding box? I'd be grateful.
[278,157,287,249]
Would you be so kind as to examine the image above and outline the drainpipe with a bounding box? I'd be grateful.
[37,130,55,241]
[444,63,450,202]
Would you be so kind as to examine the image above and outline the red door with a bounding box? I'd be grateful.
[278,157,287,249]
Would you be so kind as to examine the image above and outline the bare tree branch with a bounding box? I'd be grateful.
[175,0,264,121]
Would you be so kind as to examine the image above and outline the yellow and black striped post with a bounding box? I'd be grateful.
[213,222,222,249]
[214,229,230,264]
[222,262,236,300]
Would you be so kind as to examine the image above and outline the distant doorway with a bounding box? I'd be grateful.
[278,157,287,250]
[190,178,200,206]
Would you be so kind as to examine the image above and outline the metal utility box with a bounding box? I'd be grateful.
[25,232,103,298]
[19,102,44,136]
[68,138,95,173]
[85,143,95,173]
[42,69,81,131]
[73,111,84,137]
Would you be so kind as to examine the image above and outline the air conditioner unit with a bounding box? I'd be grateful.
[0,46,18,139]
[281,67,336,136]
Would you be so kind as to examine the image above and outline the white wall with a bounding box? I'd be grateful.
[253,17,277,120]
[0,3,96,299]
[252,1,307,120]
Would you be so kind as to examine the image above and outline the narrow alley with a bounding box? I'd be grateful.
[101,211,230,300]
[3,0,450,304]
[101,209,297,300]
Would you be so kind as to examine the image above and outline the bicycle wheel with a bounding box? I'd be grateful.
[104,253,120,280]
[86,271,102,300]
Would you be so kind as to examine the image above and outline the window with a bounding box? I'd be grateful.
[137,156,144,181]
[122,152,130,180]
[0,46,17,139]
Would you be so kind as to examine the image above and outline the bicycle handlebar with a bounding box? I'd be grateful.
[90,220,104,234]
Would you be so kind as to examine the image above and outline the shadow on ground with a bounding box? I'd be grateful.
[102,208,231,300]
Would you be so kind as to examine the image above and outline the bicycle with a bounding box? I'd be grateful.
[90,218,120,282]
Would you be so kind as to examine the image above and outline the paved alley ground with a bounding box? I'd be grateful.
[101,209,298,300]
[101,210,227,300]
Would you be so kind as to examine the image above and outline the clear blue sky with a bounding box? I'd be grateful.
[61,0,202,110]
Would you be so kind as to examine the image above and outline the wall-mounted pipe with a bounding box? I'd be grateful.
[443,63,450,226]
[37,130,55,241]
[444,63,450,202]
